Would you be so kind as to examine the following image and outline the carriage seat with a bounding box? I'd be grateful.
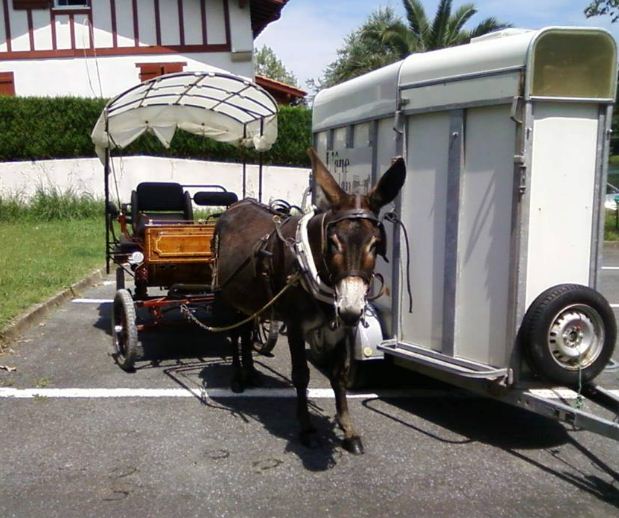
[131,182,193,237]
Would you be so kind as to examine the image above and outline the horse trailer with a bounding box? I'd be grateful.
[312,27,619,439]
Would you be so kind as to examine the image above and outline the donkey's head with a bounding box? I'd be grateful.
[308,148,406,326]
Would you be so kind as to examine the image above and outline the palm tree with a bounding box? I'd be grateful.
[363,0,511,58]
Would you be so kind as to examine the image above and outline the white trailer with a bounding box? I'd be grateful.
[312,27,619,439]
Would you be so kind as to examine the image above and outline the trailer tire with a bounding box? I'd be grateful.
[112,289,139,372]
[520,284,616,387]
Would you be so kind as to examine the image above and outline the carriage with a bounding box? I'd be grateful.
[311,26,619,440]
[91,70,281,371]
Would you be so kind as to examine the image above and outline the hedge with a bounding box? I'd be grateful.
[0,97,312,167]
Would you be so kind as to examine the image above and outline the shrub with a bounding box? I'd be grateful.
[0,98,311,166]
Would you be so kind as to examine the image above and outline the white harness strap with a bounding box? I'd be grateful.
[294,209,336,304]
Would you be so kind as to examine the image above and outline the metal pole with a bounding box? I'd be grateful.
[104,147,111,275]
[242,125,247,199]
[258,152,263,203]
[104,115,111,275]
[258,118,264,203]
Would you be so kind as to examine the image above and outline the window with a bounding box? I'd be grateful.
[136,63,186,83]
[54,1,90,7]
[0,72,15,96]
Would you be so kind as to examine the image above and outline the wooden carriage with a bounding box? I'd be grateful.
[90,71,279,371]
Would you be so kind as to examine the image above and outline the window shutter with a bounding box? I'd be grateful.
[137,63,186,82]
[0,72,16,96]
[13,0,52,10]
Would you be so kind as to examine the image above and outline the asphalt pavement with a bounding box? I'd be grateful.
[1,250,619,517]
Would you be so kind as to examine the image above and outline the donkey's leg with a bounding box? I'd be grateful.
[229,328,244,393]
[287,321,317,447]
[240,322,262,387]
[330,334,364,454]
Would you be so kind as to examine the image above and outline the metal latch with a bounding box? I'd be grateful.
[514,154,526,195]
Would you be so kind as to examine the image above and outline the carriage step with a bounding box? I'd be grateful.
[379,341,509,380]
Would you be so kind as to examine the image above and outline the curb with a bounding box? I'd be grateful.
[0,266,108,350]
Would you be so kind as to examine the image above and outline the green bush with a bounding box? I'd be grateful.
[0,97,311,166]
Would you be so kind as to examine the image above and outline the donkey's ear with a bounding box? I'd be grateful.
[308,148,346,208]
[368,157,406,212]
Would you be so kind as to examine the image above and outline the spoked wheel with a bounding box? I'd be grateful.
[112,289,139,372]
[520,284,616,387]
[253,311,281,356]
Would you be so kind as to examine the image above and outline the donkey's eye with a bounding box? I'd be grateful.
[367,237,379,254]
[330,234,343,254]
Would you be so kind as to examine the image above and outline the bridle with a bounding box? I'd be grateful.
[321,208,387,284]
[294,206,387,305]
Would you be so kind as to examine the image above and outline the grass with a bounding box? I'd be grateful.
[0,187,101,222]
[605,210,619,241]
[0,218,104,332]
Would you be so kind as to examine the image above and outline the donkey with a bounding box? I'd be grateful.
[213,148,406,454]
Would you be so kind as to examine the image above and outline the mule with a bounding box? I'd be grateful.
[213,149,406,454]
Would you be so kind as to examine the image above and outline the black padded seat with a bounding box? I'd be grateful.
[131,182,193,236]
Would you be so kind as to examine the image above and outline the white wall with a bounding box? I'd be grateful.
[0,156,310,207]
[1,51,253,98]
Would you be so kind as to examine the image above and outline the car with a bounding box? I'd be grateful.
[605,182,619,210]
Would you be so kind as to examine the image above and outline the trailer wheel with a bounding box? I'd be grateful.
[520,284,616,386]
[112,289,138,372]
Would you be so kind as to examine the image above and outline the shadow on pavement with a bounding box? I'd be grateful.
[364,396,619,507]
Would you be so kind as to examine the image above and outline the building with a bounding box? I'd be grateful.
[255,74,306,105]
[0,0,289,97]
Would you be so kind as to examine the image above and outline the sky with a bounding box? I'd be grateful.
[255,0,619,88]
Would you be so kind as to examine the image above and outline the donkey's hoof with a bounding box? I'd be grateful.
[342,436,364,455]
[300,430,320,449]
[230,379,245,393]
[244,369,263,387]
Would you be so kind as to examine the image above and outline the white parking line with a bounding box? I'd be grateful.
[72,299,113,304]
[1,387,616,400]
[0,387,445,399]
[601,266,619,270]
[611,304,619,309]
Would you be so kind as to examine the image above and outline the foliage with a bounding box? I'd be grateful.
[0,218,104,332]
[0,98,312,166]
[255,45,299,86]
[585,0,619,21]
[0,187,102,222]
[318,1,511,89]
[322,8,407,88]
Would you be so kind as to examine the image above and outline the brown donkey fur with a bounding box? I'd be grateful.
[213,148,405,454]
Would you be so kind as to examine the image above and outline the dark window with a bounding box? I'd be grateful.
[13,0,52,10]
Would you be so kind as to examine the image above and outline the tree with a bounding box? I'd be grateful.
[364,0,511,57]
[254,45,298,86]
[320,8,406,88]
[585,1,619,22]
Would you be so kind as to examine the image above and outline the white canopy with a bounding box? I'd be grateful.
[91,71,278,162]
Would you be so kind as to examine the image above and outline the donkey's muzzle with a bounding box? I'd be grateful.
[335,277,367,326]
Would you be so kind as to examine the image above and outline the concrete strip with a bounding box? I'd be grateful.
[0,266,107,348]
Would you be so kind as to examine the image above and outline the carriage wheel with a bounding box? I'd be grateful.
[253,312,281,356]
[520,284,616,387]
[112,289,139,372]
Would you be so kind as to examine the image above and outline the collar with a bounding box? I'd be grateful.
[294,208,336,304]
